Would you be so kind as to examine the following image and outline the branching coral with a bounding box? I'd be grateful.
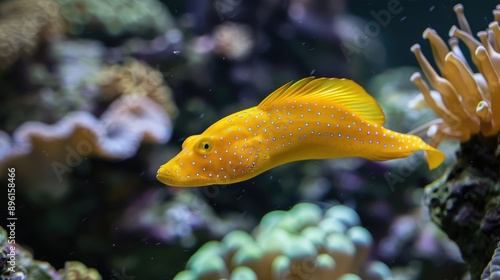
[410,4,500,146]
[173,203,393,280]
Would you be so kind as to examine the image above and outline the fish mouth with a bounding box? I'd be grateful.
[156,165,206,187]
[156,166,186,187]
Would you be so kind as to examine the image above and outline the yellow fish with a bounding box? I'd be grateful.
[157,77,445,187]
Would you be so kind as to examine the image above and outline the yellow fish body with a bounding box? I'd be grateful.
[157,77,445,187]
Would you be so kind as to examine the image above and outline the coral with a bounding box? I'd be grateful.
[57,261,101,280]
[0,226,101,280]
[0,39,106,134]
[410,4,500,279]
[98,58,178,119]
[212,22,254,61]
[173,203,393,280]
[0,95,172,197]
[482,241,500,280]
[58,0,174,39]
[0,0,64,70]
[120,189,254,247]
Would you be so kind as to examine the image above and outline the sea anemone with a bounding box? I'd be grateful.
[410,4,500,147]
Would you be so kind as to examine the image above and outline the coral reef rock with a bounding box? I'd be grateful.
[0,226,101,279]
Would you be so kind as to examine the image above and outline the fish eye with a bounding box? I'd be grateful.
[196,138,214,154]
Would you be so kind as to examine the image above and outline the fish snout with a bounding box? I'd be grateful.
[156,165,176,185]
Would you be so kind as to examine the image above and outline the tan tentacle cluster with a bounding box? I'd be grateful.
[411,4,500,146]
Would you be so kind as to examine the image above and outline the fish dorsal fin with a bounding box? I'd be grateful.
[258,77,386,125]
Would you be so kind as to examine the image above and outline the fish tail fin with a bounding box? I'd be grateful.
[424,147,445,170]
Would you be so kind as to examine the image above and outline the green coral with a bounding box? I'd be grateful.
[173,203,393,280]
[59,0,175,38]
